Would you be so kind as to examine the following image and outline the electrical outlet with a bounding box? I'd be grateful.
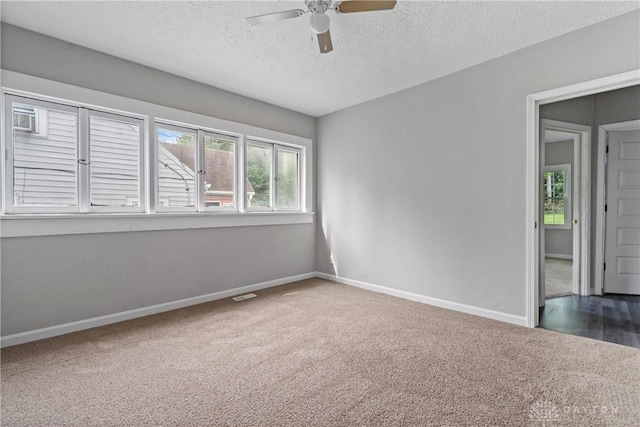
[232,293,257,302]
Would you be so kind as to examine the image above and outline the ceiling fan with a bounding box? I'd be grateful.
[247,1,397,54]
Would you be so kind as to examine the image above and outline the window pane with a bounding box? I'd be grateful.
[276,150,299,209]
[544,198,565,225]
[12,102,78,207]
[203,136,235,208]
[543,170,566,225]
[89,115,141,207]
[247,144,272,208]
[157,128,197,208]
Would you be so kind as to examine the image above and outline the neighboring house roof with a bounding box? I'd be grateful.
[160,142,254,194]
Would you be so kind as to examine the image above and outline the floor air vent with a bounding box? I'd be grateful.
[232,293,257,302]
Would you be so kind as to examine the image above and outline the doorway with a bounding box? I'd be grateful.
[540,120,590,302]
[539,115,640,348]
[525,70,640,329]
[528,81,640,347]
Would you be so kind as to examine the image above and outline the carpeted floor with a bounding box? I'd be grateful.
[2,279,639,426]
[545,258,574,298]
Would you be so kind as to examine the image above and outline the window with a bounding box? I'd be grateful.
[3,88,308,222]
[13,105,47,136]
[156,125,238,212]
[10,99,77,210]
[4,95,144,214]
[157,125,197,210]
[543,164,571,229]
[246,140,301,211]
[89,111,143,210]
[276,147,300,210]
[246,142,272,209]
[202,133,237,211]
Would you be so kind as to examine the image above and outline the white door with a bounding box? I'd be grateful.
[604,129,640,294]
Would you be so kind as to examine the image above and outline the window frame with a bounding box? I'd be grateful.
[245,138,303,213]
[245,139,274,212]
[155,122,241,213]
[200,130,239,213]
[274,144,302,212]
[4,94,147,215]
[543,163,572,230]
[4,94,81,214]
[154,122,199,213]
[86,109,145,214]
[1,72,313,238]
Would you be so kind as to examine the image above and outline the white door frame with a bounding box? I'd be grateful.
[594,119,640,295]
[525,69,640,328]
[541,119,591,298]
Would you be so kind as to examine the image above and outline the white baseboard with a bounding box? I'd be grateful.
[1,271,530,347]
[545,253,573,260]
[315,272,528,327]
[1,272,315,348]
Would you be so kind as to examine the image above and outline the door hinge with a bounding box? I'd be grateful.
[605,204,608,212]
[606,145,609,154]
[534,221,538,229]
[604,262,606,271]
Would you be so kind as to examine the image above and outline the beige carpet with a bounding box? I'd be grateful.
[545,258,574,298]
[2,279,639,426]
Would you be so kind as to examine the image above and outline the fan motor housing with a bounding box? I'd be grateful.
[306,0,331,14]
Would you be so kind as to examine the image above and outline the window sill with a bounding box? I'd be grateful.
[544,224,571,230]
[0,212,315,238]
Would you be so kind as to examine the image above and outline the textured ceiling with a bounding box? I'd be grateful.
[1,1,638,117]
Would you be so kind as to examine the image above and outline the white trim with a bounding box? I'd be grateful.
[1,270,533,348]
[526,69,640,327]
[595,119,640,295]
[545,253,573,260]
[0,211,314,238]
[316,272,528,327]
[541,119,592,297]
[528,70,640,106]
[573,133,582,295]
[0,272,316,348]
[526,93,540,328]
[79,108,90,212]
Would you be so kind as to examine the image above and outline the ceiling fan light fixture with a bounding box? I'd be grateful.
[247,0,397,53]
[310,12,330,34]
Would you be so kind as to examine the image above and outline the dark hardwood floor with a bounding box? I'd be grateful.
[539,294,640,348]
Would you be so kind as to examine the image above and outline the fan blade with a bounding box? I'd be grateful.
[247,9,305,26]
[317,30,333,54]
[335,1,397,14]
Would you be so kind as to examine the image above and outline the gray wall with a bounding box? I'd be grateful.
[540,84,640,290]
[594,84,640,127]
[316,10,640,317]
[0,24,317,336]
[0,24,315,139]
[544,139,574,257]
[2,10,640,335]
